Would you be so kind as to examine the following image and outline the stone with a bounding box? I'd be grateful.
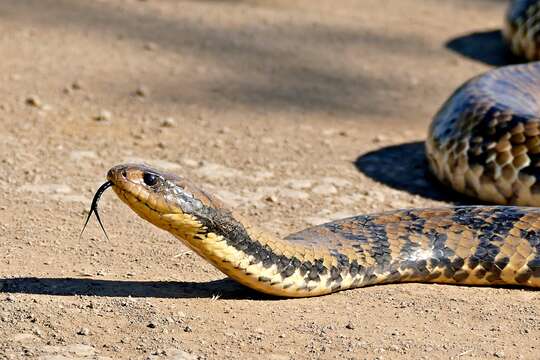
[285,179,313,190]
[147,321,157,329]
[94,110,111,122]
[278,188,309,200]
[144,42,158,51]
[10,333,38,342]
[135,85,149,97]
[71,80,82,90]
[77,327,90,336]
[163,349,197,360]
[25,95,42,108]
[160,117,176,128]
[65,344,96,357]
[312,184,337,195]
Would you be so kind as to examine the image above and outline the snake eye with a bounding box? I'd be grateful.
[143,172,158,186]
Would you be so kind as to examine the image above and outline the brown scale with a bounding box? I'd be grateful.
[97,164,540,297]
[504,1,540,61]
[427,61,540,206]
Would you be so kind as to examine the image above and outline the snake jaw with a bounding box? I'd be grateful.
[106,163,222,243]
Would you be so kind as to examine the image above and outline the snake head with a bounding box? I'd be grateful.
[107,163,226,240]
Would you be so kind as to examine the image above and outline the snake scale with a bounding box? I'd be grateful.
[82,1,540,297]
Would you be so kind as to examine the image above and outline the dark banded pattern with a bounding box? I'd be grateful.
[504,0,540,61]
[102,164,540,297]
[427,62,540,206]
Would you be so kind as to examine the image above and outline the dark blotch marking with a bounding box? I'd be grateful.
[425,271,442,281]
[385,270,401,283]
[308,265,320,281]
[280,265,296,278]
[399,211,426,260]
[515,270,532,284]
[475,267,487,279]
[362,216,391,269]
[494,256,510,272]
[453,207,525,279]
[300,261,312,276]
[453,269,469,282]
[330,266,341,280]
[528,257,540,275]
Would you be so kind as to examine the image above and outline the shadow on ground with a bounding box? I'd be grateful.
[0,277,274,300]
[355,141,472,204]
[445,30,522,66]
[0,0,435,118]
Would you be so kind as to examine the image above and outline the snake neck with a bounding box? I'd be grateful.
[165,207,354,297]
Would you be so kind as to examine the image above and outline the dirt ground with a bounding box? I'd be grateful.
[0,0,538,359]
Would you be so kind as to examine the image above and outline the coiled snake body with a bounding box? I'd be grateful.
[83,1,540,297]
[504,0,540,61]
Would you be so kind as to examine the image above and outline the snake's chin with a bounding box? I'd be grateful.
[111,182,205,242]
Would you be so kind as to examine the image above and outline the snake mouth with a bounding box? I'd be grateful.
[80,163,175,241]
[106,163,185,215]
[82,163,231,243]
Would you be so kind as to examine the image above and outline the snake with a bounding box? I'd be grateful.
[504,0,540,61]
[80,1,540,297]
[80,164,540,297]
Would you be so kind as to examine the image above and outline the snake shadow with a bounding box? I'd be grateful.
[445,30,522,66]
[0,277,276,300]
[355,141,474,205]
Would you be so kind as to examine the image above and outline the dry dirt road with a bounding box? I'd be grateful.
[0,0,538,359]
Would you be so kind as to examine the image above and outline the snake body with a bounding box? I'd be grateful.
[504,0,540,61]
[85,2,540,297]
[103,165,540,297]
[426,62,540,206]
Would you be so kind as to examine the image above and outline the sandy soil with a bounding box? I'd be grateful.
[0,0,538,359]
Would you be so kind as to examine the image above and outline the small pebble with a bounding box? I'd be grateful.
[25,95,42,108]
[345,322,355,330]
[264,195,278,203]
[94,110,111,122]
[372,134,386,143]
[135,85,149,97]
[77,327,90,336]
[182,158,199,167]
[286,179,313,190]
[183,325,193,332]
[161,117,176,127]
[144,42,158,51]
[312,184,337,195]
[147,322,157,329]
[65,344,95,357]
[71,80,82,90]
[494,351,505,358]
